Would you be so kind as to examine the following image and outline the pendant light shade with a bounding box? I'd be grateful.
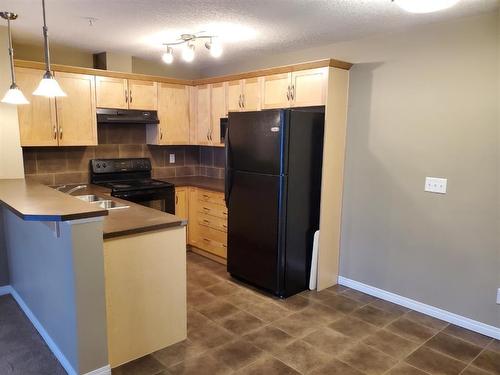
[2,84,29,105]
[0,12,29,105]
[33,71,66,97]
[33,0,66,97]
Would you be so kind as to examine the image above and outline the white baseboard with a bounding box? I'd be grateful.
[83,365,112,375]
[0,285,12,296]
[3,285,111,375]
[338,276,500,340]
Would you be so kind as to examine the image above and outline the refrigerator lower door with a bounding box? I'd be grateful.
[227,170,284,294]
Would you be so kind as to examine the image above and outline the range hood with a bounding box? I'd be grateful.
[96,108,159,124]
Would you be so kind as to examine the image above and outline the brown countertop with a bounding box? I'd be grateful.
[0,179,108,222]
[160,176,224,193]
[75,185,186,240]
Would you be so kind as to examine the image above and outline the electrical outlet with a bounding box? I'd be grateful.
[169,154,175,164]
[497,288,500,305]
[425,177,447,194]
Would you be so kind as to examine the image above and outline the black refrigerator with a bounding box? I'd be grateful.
[225,108,325,298]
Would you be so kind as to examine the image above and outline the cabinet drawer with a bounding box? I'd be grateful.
[198,201,227,219]
[198,189,225,206]
[198,225,227,245]
[198,212,227,233]
[198,237,227,259]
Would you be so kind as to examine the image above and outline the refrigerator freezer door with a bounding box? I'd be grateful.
[228,110,285,175]
[227,170,285,293]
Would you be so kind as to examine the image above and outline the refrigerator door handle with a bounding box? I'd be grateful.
[224,125,232,207]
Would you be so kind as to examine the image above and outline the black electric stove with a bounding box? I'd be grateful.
[90,158,175,213]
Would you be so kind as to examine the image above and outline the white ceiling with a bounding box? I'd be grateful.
[0,0,498,68]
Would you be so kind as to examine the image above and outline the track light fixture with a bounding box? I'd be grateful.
[161,33,223,64]
[1,12,29,105]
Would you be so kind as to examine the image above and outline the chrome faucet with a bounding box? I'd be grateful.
[65,185,88,195]
[55,185,67,191]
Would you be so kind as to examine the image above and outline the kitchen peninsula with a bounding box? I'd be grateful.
[0,179,187,374]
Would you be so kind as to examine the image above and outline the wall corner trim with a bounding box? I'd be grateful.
[1,286,111,375]
[338,277,500,340]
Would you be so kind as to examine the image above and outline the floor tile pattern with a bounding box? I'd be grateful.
[113,252,500,375]
[1,252,498,375]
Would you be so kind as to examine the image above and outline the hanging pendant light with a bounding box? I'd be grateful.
[1,12,29,105]
[33,0,66,97]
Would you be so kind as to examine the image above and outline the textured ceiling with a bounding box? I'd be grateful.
[0,0,497,68]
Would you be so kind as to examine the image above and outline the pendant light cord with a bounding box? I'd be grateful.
[6,17,15,86]
[41,0,51,74]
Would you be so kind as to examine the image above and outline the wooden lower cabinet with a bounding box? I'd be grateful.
[182,186,227,262]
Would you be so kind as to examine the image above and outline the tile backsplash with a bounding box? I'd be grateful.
[23,124,224,185]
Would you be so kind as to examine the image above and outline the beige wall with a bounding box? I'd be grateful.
[131,56,200,79]
[13,41,94,68]
[204,13,500,328]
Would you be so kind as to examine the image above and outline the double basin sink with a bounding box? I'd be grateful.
[75,194,130,210]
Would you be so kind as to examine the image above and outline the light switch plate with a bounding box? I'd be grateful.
[425,177,447,194]
[169,154,175,164]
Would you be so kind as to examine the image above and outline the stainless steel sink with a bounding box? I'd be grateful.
[75,194,106,203]
[91,200,130,210]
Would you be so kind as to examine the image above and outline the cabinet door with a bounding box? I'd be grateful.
[55,72,97,146]
[261,73,291,109]
[128,80,157,110]
[15,67,58,146]
[242,77,261,111]
[291,68,328,107]
[175,187,188,220]
[157,83,190,144]
[210,83,226,146]
[195,85,211,145]
[95,76,128,109]
[188,187,200,246]
[226,80,242,113]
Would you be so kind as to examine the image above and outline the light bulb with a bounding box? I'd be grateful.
[162,47,174,64]
[209,39,223,58]
[1,85,29,105]
[182,43,195,62]
[33,72,66,97]
[393,0,459,13]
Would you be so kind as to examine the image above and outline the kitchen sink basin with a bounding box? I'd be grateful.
[91,200,129,210]
[75,194,106,203]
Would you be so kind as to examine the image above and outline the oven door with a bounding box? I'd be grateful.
[112,188,175,214]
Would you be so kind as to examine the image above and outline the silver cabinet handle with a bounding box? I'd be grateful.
[129,90,132,103]
[125,89,128,103]
[242,94,245,108]
[291,84,295,100]
[160,130,163,140]
[53,125,57,139]
[286,85,290,101]
[238,94,242,109]
[59,127,63,140]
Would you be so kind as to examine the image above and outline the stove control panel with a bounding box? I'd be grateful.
[91,158,151,174]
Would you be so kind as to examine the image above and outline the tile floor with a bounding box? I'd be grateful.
[113,252,500,375]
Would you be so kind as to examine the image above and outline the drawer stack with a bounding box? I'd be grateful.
[176,186,228,262]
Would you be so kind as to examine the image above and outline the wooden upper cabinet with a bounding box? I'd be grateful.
[226,80,242,113]
[210,83,226,146]
[16,67,58,146]
[54,72,97,146]
[95,76,128,109]
[241,77,261,111]
[291,68,328,107]
[128,80,157,110]
[195,85,211,145]
[157,83,190,144]
[261,73,291,109]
